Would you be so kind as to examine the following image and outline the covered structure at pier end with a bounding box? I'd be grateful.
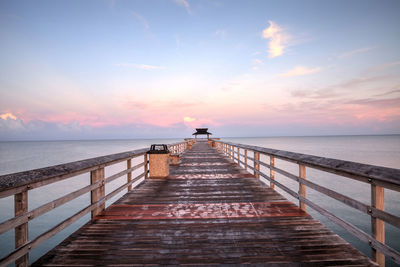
[192,128,212,139]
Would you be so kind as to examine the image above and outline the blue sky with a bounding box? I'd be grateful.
[0,0,400,140]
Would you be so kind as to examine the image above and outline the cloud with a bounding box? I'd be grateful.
[261,21,290,58]
[0,112,17,120]
[215,30,226,37]
[363,61,400,75]
[373,88,400,97]
[251,59,263,70]
[183,116,196,122]
[115,63,164,70]
[278,66,321,77]
[345,97,400,108]
[338,47,374,58]
[131,11,149,30]
[173,0,192,15]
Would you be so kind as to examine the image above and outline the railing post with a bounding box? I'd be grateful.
[231,146,234,160]
[372,184,385,266]
[237,147,240,165]
[270,156,275,189]
[91,167,105,219]
[144,153,148,179]
[299,164,306,212]
[15,190,28,267]
[127,159,132,191]
[244,149,248,170]
[254,152,260,178]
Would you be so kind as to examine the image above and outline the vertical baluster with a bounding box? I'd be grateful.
[144,153,148,179]
[270,156,275,189]
[371,184,385,267]
[127,159,132,191]
[15,190,28,267]
[254,152,260,178]
[244,149,248,170]
[91,167,105,219]
[299,164,306,212]
[237,147,240,165]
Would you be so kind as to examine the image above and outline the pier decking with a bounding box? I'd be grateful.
[33,140,376,266]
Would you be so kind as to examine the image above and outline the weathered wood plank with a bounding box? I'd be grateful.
[14,191,28,267]
[299,164,306,212]
[371,185,385,266]
[32,140,378,266]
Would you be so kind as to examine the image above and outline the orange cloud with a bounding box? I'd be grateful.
[0,112,17,120]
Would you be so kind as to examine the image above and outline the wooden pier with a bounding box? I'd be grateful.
[1,138,399,266]
[32,140,376,266]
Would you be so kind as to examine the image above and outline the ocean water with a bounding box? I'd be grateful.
[0,135,399,266]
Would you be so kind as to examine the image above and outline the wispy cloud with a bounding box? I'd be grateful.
[345,97,400,108]
[215,30,226,38]
[251,59,263,70]
[131,11,149,30]
[106,0,118,8]
[373,88,400,97]
[173,0,192,15]
[363,61,400,74]
[115,63,164,70]
[261,21,290,58]
[278,66,321,77]
[338,47,374,58]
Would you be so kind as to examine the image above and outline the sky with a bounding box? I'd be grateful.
[0,0,400,140]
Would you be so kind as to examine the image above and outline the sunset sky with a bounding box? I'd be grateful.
[1,0,399,140]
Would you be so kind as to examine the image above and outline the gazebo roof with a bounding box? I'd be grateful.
[192,128,212,135]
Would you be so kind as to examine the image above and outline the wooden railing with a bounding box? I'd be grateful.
[215,140,400,267]
[0,141,190,267]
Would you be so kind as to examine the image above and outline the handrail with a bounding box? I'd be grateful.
[214,140,400,267]
[0,140,190,267]
[221,141,400,190]
[0,148,148,198]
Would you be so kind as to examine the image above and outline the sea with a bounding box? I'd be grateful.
[0,135,399,266]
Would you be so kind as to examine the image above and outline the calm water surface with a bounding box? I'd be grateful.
[0,135,399,266]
